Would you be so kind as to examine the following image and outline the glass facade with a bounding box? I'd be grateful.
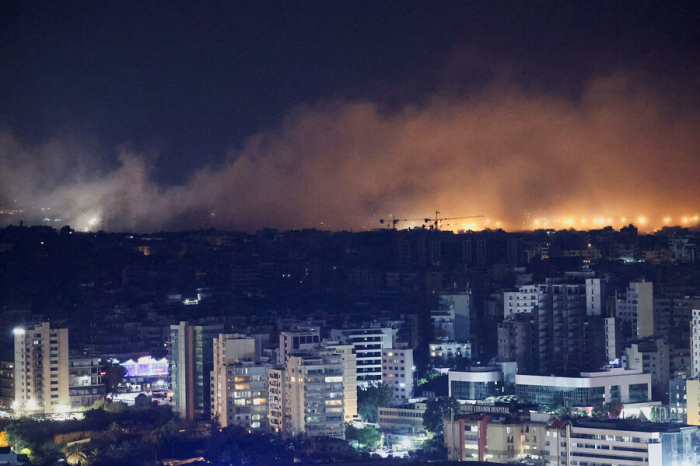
[451,380,503,400]
[609,385,620,402]
[516,384,605,407]
[629,383,649,403]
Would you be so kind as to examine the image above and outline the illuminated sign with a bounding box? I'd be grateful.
[121,356,169,377]
[461,404,513,415]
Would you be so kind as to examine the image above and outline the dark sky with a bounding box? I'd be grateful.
[1,1,700,232]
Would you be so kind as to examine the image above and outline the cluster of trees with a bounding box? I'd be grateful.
[344,424,381,450]
[0,400,385,466]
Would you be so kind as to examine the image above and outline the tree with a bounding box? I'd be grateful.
[592,401,624,419]
[345,424,381,450]
[63,443,87,466]
[422,396,460,436]
[357,384,392,423]
[102,359,127,394]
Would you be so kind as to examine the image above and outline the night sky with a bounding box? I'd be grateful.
[1,1,700,232]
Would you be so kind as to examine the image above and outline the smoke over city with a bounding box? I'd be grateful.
[1,73,699,233]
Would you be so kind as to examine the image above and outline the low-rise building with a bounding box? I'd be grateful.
[68,357,105,410]
[429,340,471,365]
[449,364,516,401]
[444,413,547,463]
[445,415,700,465]
[515,368,651,407]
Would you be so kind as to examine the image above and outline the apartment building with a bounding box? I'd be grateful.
[284,350,345,438]
[170,321,224,421]
[13,322,70,415]
[329,327,392,387]
[68,356,105,410]
[211,333,268,429]
[381,348,413,405]
[324,343,357,421]
[616,280,654,345]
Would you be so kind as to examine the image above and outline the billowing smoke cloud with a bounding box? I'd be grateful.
[1,73,699,232]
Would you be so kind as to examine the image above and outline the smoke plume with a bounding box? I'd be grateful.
[1,73,699,233]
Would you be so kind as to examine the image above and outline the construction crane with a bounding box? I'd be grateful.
[425,211,485,230]
[379,217,425,229]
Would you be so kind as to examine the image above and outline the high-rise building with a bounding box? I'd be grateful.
[616,281,654,345]
[329,327,392,387]
[170,321,224,421]
[534,280,588,376]
[585,278,605,316]
[324,343,357,421]
[692,309,700,378]
[13,322,70,415]
[497,314,534,373]
[211,334,269,429]
[440,291,471,343]
[278,330,320,366]
[381,348,413,405]
[284,349,345,438]
[268,367,286,434]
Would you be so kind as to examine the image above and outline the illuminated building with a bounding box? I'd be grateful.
[211,334,269,429]
[212,360,269,429]
[685,379,700,426]
[445,416,700,465]
[449,363,516,401]
[515,368,651,407]
[444,412,548,463]
[669,375,689,422]
[283,349,345,438]
[120,356,169,391]
[13,322,70,415]
[504,285,538,317]
[429,340,471,364]
[329,327,392,387]
[170,321,223,421]
[268,367,286,434]
[382,348,413,405]
[323,343,357,421]
[692,309,700,378]
[0,360,14,410]
[69,357,105,410]
[378,402,427,436]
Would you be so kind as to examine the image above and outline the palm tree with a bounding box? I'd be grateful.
[63,443,88,466]
[85,448,101,466]
[106,421,122,442]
